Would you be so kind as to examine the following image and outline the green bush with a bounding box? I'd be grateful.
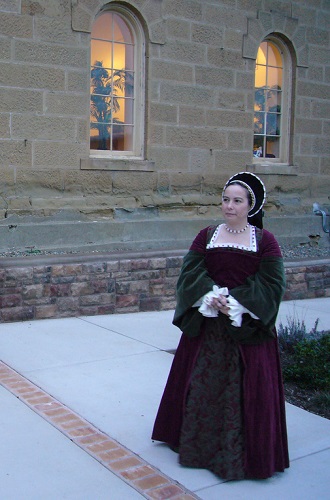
[278,317,308,353]
[283,333,330,391]
[278,317,321,353]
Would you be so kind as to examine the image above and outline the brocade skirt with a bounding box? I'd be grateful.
[152,316,289,480]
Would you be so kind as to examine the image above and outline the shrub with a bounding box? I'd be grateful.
[278,317,320,354]
[283,333,330,391]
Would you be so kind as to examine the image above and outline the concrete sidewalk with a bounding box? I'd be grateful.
[1,298,329,499]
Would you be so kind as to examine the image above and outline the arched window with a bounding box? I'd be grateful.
[253,37,292,163]
[90,6,145,157]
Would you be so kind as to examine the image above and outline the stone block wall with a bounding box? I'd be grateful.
[0,0,329,251]
[0,253,329,323]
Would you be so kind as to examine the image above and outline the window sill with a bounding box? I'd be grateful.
[81,157,155,171]
[246,163,298,176]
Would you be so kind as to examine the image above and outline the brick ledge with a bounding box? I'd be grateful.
[0,253,329,323]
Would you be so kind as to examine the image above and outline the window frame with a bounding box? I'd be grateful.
[89,4,145,160]
[253,35,293,166]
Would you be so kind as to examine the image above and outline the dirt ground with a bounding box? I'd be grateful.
[284,383,330,420]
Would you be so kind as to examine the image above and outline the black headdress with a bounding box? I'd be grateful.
[223,171,266,229]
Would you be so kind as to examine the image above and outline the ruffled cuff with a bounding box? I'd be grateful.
[195,285,229,317]
[194,285,259,325]
[226,296,259,327]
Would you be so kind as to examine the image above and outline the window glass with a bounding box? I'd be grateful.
[90,11,136,153]
[92,12,114,40]
[254,41,283,159]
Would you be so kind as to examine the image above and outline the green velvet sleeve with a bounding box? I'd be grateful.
[172,250,215,337]
[230,256,286,330]
[223,256,286,344]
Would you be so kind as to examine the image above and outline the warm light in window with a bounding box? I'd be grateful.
[254,41,283,159]
[90,12,135,152]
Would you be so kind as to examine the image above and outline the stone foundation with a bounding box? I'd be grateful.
[0,252,329,323]
[0,1,329,250]
[1,211,329,254]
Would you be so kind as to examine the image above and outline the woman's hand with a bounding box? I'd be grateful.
[211,294,230,316]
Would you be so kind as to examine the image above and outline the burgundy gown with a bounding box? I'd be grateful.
[152,226,289,480]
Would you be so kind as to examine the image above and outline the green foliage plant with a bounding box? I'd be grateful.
[90,61,131,150]
[284,334,330,391]
[278,315,321,353]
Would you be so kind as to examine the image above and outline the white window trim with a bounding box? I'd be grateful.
[253,35,292,166]
[89,4,145,163]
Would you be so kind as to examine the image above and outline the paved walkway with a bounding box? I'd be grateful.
[1,298,329,499]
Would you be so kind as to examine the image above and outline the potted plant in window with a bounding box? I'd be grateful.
[90,61,132,150]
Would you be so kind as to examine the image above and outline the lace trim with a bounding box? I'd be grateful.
[206,224,257,252]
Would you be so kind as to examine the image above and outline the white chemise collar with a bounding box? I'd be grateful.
[206,224,257,252]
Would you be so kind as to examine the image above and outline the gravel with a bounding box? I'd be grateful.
[279,243,329,261]
[0,247,91,259]
[0,243,328,261]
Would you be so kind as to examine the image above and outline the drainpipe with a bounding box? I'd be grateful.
[313,202,330,236]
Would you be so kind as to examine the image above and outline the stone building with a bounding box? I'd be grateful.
[0,0,329,253]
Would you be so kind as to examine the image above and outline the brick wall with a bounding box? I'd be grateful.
[284,261,330,301]
[0,253,329,323]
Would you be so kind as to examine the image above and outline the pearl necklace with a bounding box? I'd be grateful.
[224,223,250,234]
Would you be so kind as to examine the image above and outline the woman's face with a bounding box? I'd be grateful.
[221,184,251,226]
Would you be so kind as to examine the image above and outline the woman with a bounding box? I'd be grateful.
[152,171,289,480]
